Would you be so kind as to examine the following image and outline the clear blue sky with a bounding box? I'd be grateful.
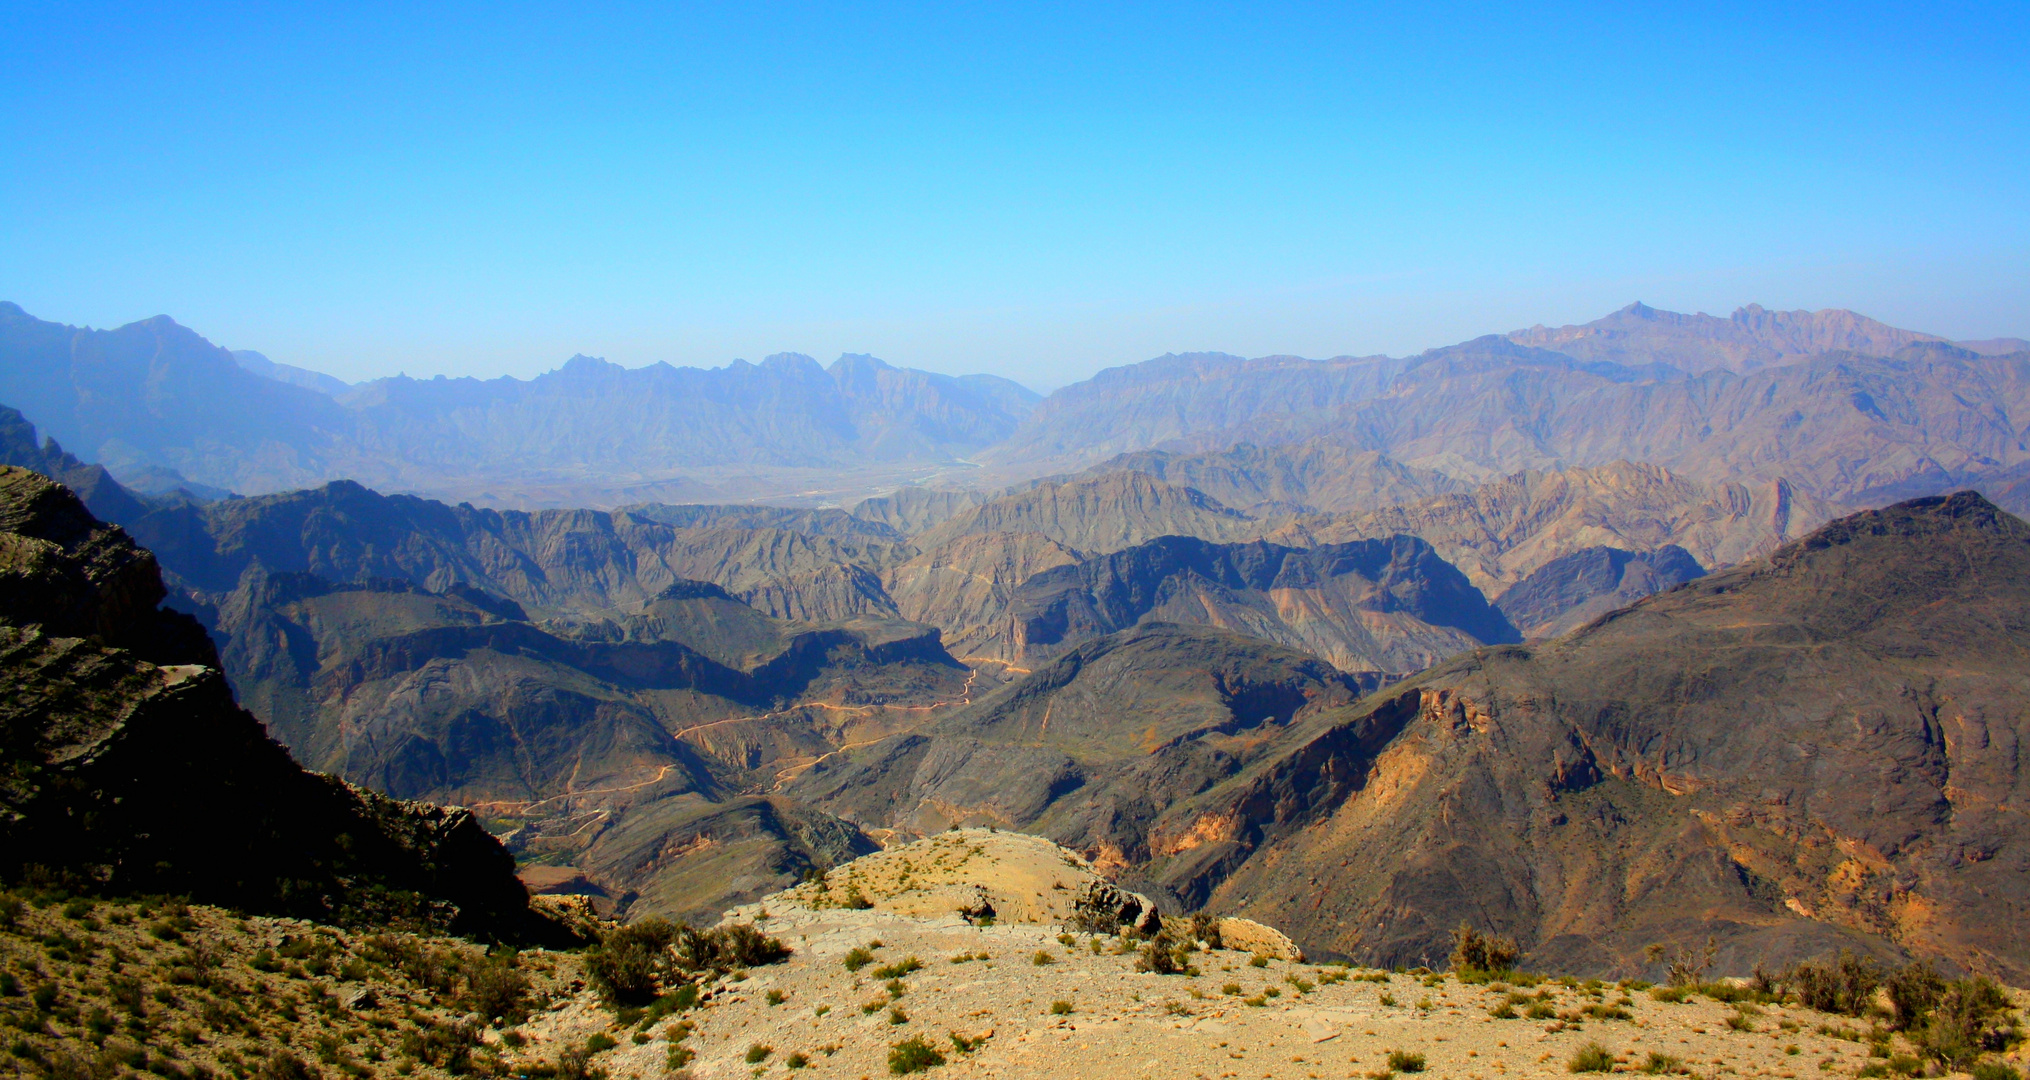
[3,2,2025,388]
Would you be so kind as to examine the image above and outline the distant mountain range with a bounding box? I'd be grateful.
[4,299,2024,513]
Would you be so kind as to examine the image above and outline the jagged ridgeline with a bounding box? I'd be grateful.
[0,466,571,943]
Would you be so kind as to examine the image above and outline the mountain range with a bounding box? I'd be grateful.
[6,299,2027,516]
[6,295,2030,983]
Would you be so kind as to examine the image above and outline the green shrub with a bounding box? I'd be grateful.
[1450,923,1520,978]
[1050,1000,1073,1015]
[888,1006,908,1025]
[1912,977,2014,1067]
[745,1043,772,1063]
[889,1036,946,1074]
[1972,1062,2022,1080]
[1031,951,1054,966]
[844,946,875,972]
[461,954,532,1022]
[1642,1052,1684,1074]
[1787,951,1882,1017]
[1569,1043,1615,1073]
[1387,1050,1426,1073]
[786,1051,810,1069]
[766,989,785,1006]
[673,922,791,974]
[1489,1002,1518,1019]
[586,918,680,1006]
[1884,962,1946,1031]
[872,957,923,979]
[1136,928,1191,975]
[585,1033,616,1053]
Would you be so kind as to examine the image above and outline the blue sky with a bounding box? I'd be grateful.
[2,2,2026,388]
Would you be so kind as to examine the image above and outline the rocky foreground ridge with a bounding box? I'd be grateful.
[9,829,2026,1080]
[0,466,567,941]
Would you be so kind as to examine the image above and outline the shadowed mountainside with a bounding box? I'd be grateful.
[1001,534,1519,673]
[1492,544,1707,639]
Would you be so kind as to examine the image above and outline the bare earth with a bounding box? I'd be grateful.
[515,831,2024,1080]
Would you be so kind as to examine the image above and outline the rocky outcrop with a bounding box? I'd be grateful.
[0,466,568,942]
[1067,880,1162,935]
[1216,917,1303,961]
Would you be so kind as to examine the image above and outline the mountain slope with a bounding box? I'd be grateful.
[1269,461,1831,593]
[1139,492,2030,980]
[915,472,1265,555]
[786,622,1373,871]
[983,350,1410,471]
[1004,535,1517,672]
[1070,441,1467,515]
[124,479,910,621]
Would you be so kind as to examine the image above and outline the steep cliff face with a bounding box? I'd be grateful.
[1004,535,1517,673]
[0,467,565,941]
[1139,493,2030,981]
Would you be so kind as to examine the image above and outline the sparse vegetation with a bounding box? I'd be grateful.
[1569,1042,1616,1072]
[1450,923,1521,980]
[1643,1052,1685,1074]
[872,956,923,979]
[1387,1049,1427,1073]
[889,1035,946,1073]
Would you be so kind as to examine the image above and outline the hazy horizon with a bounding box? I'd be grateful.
[5,3,2026,388]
